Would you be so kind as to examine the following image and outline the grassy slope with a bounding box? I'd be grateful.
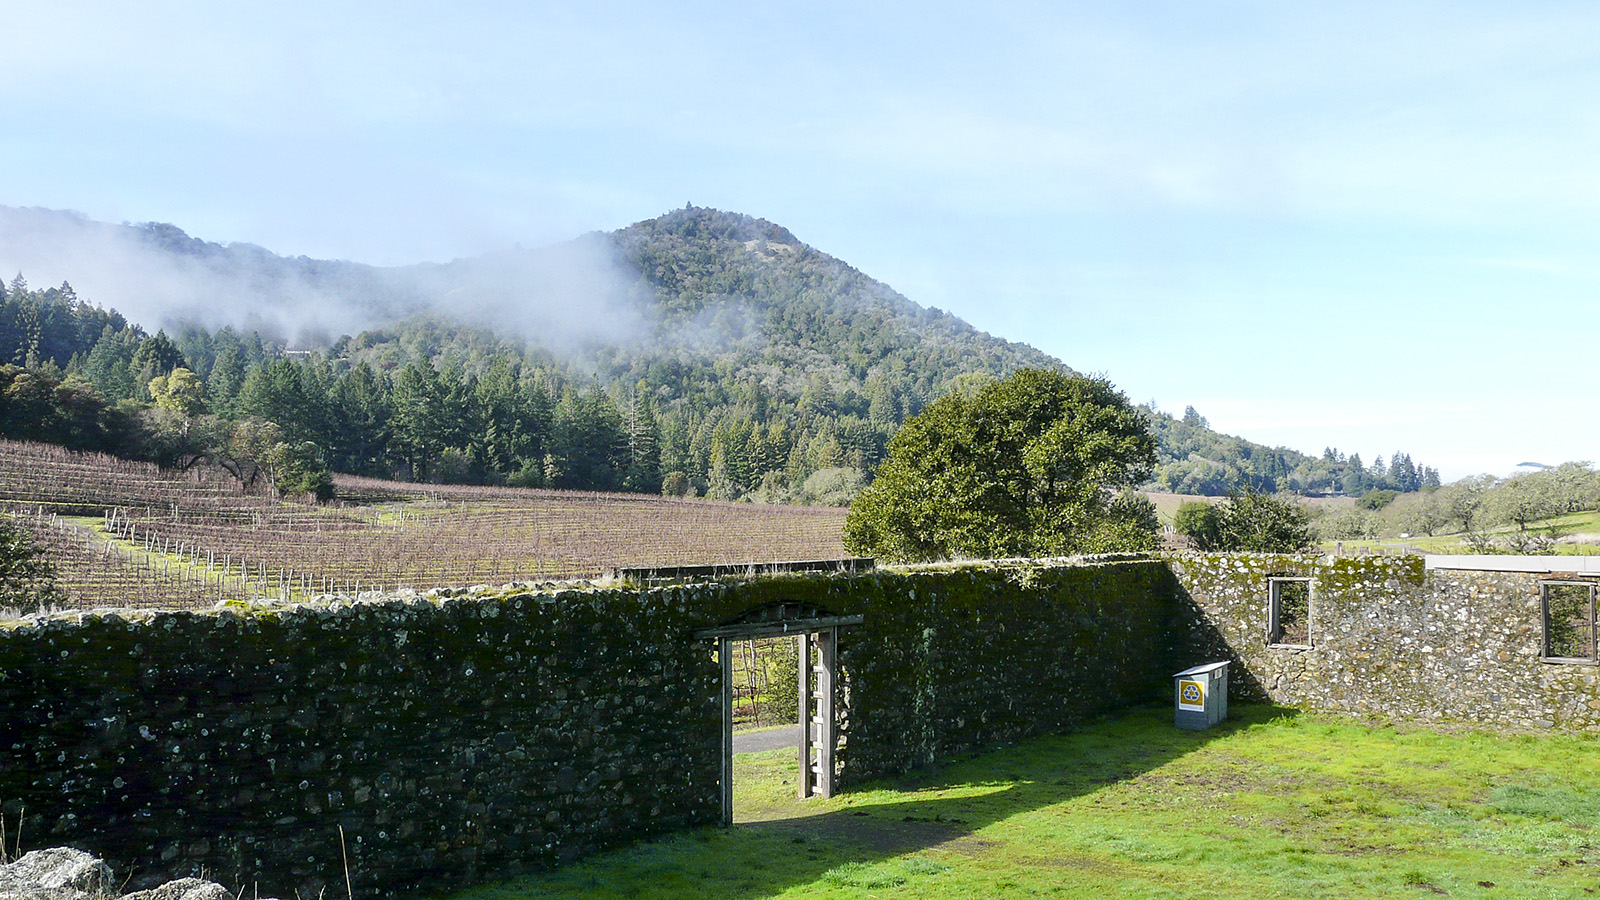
[1340,509,1600,556]
[438,705,1600,900]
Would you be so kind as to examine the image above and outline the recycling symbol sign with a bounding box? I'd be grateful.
[1179,679,1205,710]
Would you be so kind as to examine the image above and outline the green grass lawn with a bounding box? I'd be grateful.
[437,705,1600,899]
[1330,508,1600,556]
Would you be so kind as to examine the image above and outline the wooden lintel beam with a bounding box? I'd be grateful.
[693,615,864,640]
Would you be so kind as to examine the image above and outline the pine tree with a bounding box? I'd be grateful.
[206,343,247,418]
[621,386,662,493]
[389,362,448,481]
[128,331,188,398]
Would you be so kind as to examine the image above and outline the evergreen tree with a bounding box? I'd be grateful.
[551,386,627,491]
[205,340,247,418]
[657,411,692,482]
[235,359,333,448]
[621,387,662,493]
[80,327,141,401]
[1342,453,1366,495]
[127,331,188,398]
[706,443,739,501]
[436,363,478,455]
[329,363,392,475]
[389,361,448,480]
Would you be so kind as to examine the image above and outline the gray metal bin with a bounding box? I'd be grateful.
[1173,661,1229,730]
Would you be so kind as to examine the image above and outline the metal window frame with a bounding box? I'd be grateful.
[1540,580,1598,665]
[1267,576,1314,649]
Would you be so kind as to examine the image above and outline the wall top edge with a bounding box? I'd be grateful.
[1424,555,1600,574]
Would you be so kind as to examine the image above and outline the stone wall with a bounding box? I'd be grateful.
[0,558,1182,898]
[1167,552,1600,730]
[825,560,1181,780]
[19,551,1592,898]
[0,588,726,899]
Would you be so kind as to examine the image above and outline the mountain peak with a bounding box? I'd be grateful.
[622,206,801,248]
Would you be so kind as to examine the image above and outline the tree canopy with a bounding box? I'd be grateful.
[843,369,1159,562]
[1174,488,1314,552]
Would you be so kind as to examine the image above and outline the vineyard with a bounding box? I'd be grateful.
[0,440,849,611]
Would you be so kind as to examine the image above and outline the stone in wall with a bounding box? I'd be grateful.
[0,847,113,900]
[0,847,278,900]
[0,588,727,898]
[1167,552,1600,731]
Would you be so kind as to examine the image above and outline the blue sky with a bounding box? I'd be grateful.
[4,1,1598,479]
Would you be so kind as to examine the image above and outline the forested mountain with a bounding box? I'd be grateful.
[0,204,1437,500]
[1147,405,1440,496]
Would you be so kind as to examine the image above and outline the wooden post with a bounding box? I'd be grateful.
[816,627,837,799]
[719,637,734,827]
[797,632,811,798]
[799,628,838,799]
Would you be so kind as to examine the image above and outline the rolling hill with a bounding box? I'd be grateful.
[0,203,1431,498]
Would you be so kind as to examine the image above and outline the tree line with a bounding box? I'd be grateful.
[0,267,1451,508]
[0,197,1443,509]
[1315,462,1600,551]
[1147,404,1440,497]
[0,274,894,501]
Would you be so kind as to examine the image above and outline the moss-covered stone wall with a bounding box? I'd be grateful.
[0,558,1182,898]
[1168,552,1600,730]
[14,553,1596,896]
[0,589,726,899]
[822,560,1182,780]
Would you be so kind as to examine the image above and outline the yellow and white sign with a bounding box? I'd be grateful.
[1179,679,1205,711]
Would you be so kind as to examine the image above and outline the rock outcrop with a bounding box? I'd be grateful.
[0,850,278,900]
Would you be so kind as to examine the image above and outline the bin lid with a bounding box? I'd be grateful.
[1174,661,1230,678]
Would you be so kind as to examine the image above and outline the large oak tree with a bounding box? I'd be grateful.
[843,369,1158,562]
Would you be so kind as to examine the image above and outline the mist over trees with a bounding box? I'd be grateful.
[0,208,1049,500]
[0,265,915,499]
[2,206,1442,503]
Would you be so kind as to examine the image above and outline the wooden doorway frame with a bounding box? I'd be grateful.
[696,609,862,826]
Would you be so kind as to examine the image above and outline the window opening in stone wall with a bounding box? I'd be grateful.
[1542,581,1597,664]
[1268,577,1312,647]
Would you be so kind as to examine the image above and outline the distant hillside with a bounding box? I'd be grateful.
[1145,407,1438,497]
[0,204,1436,498]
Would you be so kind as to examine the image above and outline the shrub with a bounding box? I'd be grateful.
[0,516,62,615]
[1177,488,1313,552]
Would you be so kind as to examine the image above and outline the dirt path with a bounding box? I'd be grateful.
[734,724,799,754]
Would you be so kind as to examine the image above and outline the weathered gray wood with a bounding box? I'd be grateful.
[797,632,811,799]
[693,614,864,640]
[719,637,733,827]
[817,626,837,798]
[707,611,857,812]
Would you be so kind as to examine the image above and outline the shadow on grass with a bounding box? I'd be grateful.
[444,703,1298,900]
